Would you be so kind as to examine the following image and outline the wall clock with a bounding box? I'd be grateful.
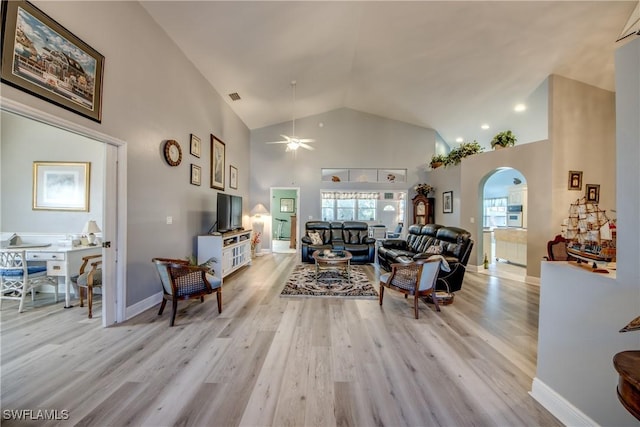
[164,140,182,166]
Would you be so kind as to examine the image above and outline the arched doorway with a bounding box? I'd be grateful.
[478,167,527,281]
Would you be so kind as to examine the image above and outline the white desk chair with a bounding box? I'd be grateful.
[0,249,58,313]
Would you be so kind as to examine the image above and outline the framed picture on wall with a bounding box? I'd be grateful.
[210,135,225,190]
[190,164,201,186]
[229,165,238,189]
[1,0,105,122]
[33,161,90,211]
[280,198,294,213]
[568,170,582,190]
[586,184,600,203]
[190,134,201,157]
[443,191,453,213]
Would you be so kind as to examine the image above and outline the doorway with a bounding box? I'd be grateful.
[1,98,127,326]
[270,187,299,254]
[478,167,527,281]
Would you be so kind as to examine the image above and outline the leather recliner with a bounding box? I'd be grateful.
[377,224,474,293]
[301,221,376,264]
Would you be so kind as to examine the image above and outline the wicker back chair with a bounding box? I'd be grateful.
[379,257,442,318]
[152,258,222,326]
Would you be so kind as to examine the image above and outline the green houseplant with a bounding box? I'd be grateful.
[430,154,447,169]
[490,130,517,149]
[444,140,483,166]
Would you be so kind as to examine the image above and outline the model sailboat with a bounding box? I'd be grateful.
[562,197,616,262]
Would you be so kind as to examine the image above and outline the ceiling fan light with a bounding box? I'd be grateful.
[287,141,299,150]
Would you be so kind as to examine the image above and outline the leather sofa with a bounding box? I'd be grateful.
[377,224,474,293]
[301,221,376,264]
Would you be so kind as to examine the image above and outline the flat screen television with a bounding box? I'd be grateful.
[215,193,243,233]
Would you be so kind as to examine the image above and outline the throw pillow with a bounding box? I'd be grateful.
[309,231,323,245]
[425,244,443,255]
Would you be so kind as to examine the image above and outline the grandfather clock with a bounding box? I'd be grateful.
[412,195,435,225]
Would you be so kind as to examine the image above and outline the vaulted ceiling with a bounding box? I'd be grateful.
[141,1,637,148]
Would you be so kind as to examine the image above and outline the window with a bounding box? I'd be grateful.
[321,198,335,221]
[483,197,508,227]
[336,199,356,220]
[358,199,376,220]
[321,191,406,225]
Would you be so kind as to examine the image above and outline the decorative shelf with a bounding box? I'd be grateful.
[321,168,407,183]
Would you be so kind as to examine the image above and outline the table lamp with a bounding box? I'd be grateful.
[83,220,101,246]
[250,203,269,218]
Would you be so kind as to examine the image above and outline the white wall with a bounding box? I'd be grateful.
[533,37,640,427]
[250,108,437,250]
[1,111,104,234]
[1,1,250,307]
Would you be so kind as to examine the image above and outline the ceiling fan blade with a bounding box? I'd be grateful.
[297,138,315,143]
[265,140,288,144]
[280,135,292,141]
[299,143,315,151]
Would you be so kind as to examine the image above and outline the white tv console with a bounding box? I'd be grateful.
[197,229,251,282]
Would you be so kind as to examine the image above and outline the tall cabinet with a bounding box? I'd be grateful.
[197,229,251,283]
[412,195,435,225]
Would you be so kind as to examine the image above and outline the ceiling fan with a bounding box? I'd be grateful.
[265,81,316,151]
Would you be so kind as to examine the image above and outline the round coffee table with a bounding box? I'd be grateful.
[312,250,353,285]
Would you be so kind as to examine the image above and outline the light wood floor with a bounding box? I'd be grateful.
[0,253,560,426]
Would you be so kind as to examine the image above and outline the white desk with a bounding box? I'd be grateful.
[24,245,102,308]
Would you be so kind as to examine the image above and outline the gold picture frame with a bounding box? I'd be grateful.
[33,161,90,211]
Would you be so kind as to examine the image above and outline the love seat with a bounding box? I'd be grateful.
[301,221,376,264]
[377,224,474,293]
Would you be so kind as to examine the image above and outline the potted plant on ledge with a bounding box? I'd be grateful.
[444,140,483,166]
[414,183,434,197]
[430,154,447,169]
[490,130,517,150]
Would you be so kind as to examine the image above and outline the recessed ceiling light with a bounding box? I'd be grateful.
[514,103,527,112]
[481,124,490,130]
[455,137,463,143]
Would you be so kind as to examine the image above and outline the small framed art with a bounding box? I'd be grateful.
[190,134,201,158]
[586,184,600,203]
[210,135,225,190]
[443,191,453,213]
[280,198,294,213]
[190,164,201,186]
[230,165,238,190]
[568,171,582,190]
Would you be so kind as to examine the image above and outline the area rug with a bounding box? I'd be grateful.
[280,264,379,299]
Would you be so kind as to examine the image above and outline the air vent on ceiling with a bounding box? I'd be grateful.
[228,92,241,101]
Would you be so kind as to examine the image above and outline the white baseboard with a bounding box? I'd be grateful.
[530,377,599,427]
[125,291,162,320]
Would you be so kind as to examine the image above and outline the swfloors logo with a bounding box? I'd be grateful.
[3,409,69,421]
